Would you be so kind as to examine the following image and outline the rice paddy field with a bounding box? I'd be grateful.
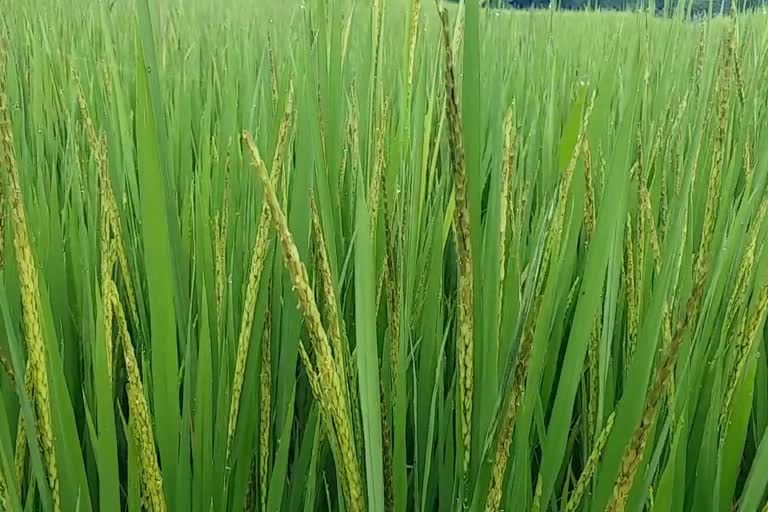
[1,0,768,510]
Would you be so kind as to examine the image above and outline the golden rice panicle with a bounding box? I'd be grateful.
[635,129,645,182]
[635,185,647,306]
[227,84,294,461]
[76,71,116,381]
[721,284,768,429]
[75,70,141,341]
[624,213,638,365]
[380,378,394,512]
[347,92,361,199]
[258,306,272,512]
[565,412,616,512]
[531,473,543,512]
[310,193,359,453]
[317,93,328,167]
[587,315,601,445]
[661,304,675,402]
[744,137,753,194]
[96,144,117,379]
[243,459,256,512]
[267,31,279,111]
[213,212,226,336]
[375,255,387,315]
[214,140,232,334]
[729,25,745,106]
[608,276,705,512]
[485,300,539,512]
[1,54,61,511]
[582,125,602,433]
[270,81,295,175]
[337,98,366,453]
[694,31,706,90]
[297,342,326,421]
[14,361,32,488]
[439,7,475,476]
[226,197,271,461]
[406,0,421,102]
[337,119,349,208]
[72,70,101,161]
[583,136,596,244]
[108,280,165,512]
[381,182,400,397]
[310,197,345,371]
[497,107,516,335]
[638,180,661,275]
[275,83,296,208]
[540,94,595,299]
[559,95,594,225]
[720,204,761,345]
[368,97,389,236]
[696,35,730,282]
[297,340,352,511]
[243,131,364,512]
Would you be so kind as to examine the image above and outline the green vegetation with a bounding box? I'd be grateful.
[1,0,768,510]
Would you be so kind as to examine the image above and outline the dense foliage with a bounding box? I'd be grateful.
[476,0,765,14]
[1,0,768,511]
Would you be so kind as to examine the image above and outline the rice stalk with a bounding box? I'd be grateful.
[244,459,256,512]
[583,136,596,244]
[565,411,616,512]
[607,272,707,511]
[497,107,516,339]
[484,297,541,512]
[692,34,730,291]
[540,93,595,298]
[267,31,279,111]
[380,378,394,512]
[744,137,753,194]
[258,305,272,512]
[439,7,475,476]
[720,203,764,352]
[330,104,364,456]
[13,361,31,490]
[225,190,271,462]
[309,197,353,419]
[106,279,165,512]
[635,184,647,310]
[0,55,60,511]
[406,0,421,109]
[729,23,744,107]
[368,97,389,237]
[624,213,638,366]
[74,72,140,343]
[587,313,601,445]
[226,81,294,464]
[243,130,364,512]
[721,283,768,429]
[317,92,328,169]
[583,134,601,444]
[638,179,661,275]
[297,337,352,512]
[381,182,400,398]
[214,147,232,338]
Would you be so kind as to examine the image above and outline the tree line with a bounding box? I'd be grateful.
[462,0,767,13]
